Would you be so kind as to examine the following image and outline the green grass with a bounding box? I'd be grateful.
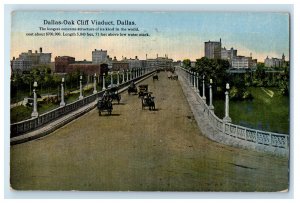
[213,87,289,134]
[10,106,32,123]
[11,89,95,123]
[10,102,60,123]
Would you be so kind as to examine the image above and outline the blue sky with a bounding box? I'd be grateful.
[11,11,289,62]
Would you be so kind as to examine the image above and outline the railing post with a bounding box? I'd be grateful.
[126,70,129,82]
[122,70,125,83]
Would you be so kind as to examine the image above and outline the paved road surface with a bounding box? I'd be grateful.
[10,71,289,191]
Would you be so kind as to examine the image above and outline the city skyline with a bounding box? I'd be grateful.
[11,11,290,62]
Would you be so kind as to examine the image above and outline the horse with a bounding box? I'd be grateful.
[141,95,155,110]
[97,98,113,116]
[153,75,158,81]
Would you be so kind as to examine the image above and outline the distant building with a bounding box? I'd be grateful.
[146,55,173,69]
[221,47,237,62]
[124,56,142,69]
[205,39,222,59]
[231,56,250,69]
[65,63,107,76]
[219,43,257,69]
[11,58,32,72]
[11,47,51,72]
[231,55,257,69]
[55,56,75,73]
[92,49,107,64]
[111,62,129,71]
[264,54,286,68]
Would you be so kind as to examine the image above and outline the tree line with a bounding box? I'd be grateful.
[182,57,289,100]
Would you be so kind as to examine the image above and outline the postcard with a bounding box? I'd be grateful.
[10,10,290,191]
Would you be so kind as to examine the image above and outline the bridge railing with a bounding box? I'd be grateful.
[11,69,156,137]
[177,66,289,151]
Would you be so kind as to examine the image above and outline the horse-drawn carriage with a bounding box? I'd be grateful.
[141,92,155,110]
[107,87,121,104]
[128,82,138,94]
[138,84,149,97]
[97,96,113,116]
[171,74,178,80]
[153,74,158,81]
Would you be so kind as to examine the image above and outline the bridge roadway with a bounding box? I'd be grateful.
[10,71,288,191]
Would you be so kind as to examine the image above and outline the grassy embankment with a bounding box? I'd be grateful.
[213,87,289,134]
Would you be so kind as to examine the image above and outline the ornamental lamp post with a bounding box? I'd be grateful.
[117,71,120,85]
[79,75,83,100]
[102,74,106,90]
[202,75,206,102]
[93,73,97,94]
[209,79,214,110]
[223,83,232,123]
[193,71,196,90]
[60,77,66,107]
[122,70,125,83]
[110,72,113,87]
[196,73,199,93]
[31,81,39,118]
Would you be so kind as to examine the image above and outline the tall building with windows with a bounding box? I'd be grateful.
[221,47,237,62]
[11,47,51,72]
[264,54,286,68]
[55,56,75,73]
[204,38,222,59]
[92,49,108,64]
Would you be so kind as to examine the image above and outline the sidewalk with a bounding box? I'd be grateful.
[177,70,220,141]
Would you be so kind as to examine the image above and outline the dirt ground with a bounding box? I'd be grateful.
[10,71,289,191]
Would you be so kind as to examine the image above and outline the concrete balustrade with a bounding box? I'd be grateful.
[10,69,156,138]
[178,66,289,157]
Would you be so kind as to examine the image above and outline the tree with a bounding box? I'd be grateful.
[182,59,191,69]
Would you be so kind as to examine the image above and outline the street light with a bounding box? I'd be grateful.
[202,75,206,102]
[122,70,125,83]
[117,71,120,85]
[93,73,97,94]
[79,75,83,100]
[60,77,65,107]
[102,74,106,91]
[209,79,214,110]
[31,81,38,118]
[223,83,232,123]
[110,72,113,87]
